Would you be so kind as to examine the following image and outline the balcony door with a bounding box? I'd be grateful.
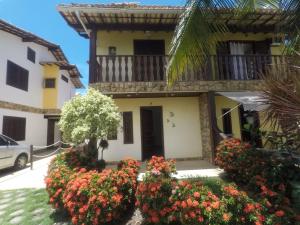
[217,40,271,80]
[133,40,165,81]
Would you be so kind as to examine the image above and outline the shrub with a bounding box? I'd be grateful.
[62,159,140,225]
[215,138,297,224]
[169,180,225,225]
[215,138,251,182]
[45,150,75,209]
[136,156,176,224]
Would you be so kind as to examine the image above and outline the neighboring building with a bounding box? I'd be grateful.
[0,19,83,146]
[58,3,288,162]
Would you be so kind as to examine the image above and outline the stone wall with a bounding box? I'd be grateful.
[90,80,264,95]
[0,100,60,115]
[199,93,214,163]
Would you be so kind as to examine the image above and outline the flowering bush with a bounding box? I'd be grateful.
[169,180,226,225]
[45,150,76,209]
[215,138,252,182]
[62,158,140,225]
[215,138,297,224]
[136,156,176,224]
[146,156,176,178]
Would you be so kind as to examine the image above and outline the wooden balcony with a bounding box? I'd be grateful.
[90,54,288,83]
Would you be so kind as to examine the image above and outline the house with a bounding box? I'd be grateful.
[57,3,288,162]
[0,19,83,147]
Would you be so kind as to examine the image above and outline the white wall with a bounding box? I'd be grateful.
[0,30,56,108]
[102,97,202,161]
[57,70,76,109]
[0,108,47,146]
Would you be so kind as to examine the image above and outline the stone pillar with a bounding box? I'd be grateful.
[199,92,216,163]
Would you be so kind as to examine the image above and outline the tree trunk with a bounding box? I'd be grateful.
[87,137,98,159]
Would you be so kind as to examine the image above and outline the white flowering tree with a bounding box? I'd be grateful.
[58,88,120,159]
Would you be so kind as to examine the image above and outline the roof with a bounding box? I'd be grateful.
[0,19,84,88]
[57,3,292,37]
[57,3,183,37]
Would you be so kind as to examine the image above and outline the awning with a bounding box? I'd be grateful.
[218,91,268,111]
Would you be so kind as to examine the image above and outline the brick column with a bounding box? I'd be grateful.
[199,92,216,163]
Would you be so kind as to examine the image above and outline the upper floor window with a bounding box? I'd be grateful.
[6,60,29,91]
[2,116,26,141]
[44,78,56,88]
[61,74,69,83]
[27,47,36,63]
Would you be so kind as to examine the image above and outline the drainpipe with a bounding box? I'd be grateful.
[75,11,90,38]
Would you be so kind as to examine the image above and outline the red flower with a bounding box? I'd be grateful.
[275,210,285,217]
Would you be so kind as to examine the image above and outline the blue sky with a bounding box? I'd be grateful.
[0,0,185,91]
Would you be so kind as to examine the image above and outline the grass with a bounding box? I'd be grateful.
[0,188,70,225]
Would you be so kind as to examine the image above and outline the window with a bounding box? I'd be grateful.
[108,46,117,56]
[6,60,29,91]
[44,78,56,88]
[222,108,233,135]
[123,112,133,144]
[0,137,7,146]
[61,74,69,83]
[27,47,36,63]
[2,116,26,141]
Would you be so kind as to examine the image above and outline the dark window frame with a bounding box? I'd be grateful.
[44,78,56,88]
[123,112,133,144]
[222,108,233,135]
[2,116,26,141]
[6,60,29,91]
[27,47,36,63]
[61,74,69,83]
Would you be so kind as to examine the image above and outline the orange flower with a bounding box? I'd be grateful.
[223,213,231,222]
[275,210,285,217]
[181,201,187,208]
[193,192,200,198]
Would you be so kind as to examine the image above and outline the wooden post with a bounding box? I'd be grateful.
[89,29,97,83]
[30,145,33,170]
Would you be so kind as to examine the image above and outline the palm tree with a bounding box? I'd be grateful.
[168,0,300,134]
[167,0,300,83]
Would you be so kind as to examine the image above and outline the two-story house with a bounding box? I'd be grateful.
[0,19,83,146]
[58,3,288,162]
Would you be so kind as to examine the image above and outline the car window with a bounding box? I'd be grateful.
[0,137,8,146]
[0,135,18,146]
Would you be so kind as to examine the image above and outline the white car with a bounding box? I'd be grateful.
[0,134,30,170]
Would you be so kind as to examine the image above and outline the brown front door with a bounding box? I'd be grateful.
[133,40,165,81]
[47,119,55,146]
[140,106,164,161]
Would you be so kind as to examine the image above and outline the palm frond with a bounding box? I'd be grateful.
[261,64,300,132]
[167,0,236,83]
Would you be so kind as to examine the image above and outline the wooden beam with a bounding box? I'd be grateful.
[73,23,176,31]
[89,30,97,84]
[22,37,36,42]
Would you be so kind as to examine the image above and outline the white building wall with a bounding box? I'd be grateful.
[57,70,76,109]
[0,30,56,108]
[102,97,202,161]
[0,108,47,146]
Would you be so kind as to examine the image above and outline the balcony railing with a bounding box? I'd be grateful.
[91,54,288,83]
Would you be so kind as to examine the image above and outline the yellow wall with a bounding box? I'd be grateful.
[96,31,284,55]
[215,96,242,139]
[97,31,173,55]
[43,65,59,109]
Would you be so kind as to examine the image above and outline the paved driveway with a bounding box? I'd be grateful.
[0,156,54,190]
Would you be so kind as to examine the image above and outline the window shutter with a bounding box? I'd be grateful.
[123,112,133,144]
[2,116,26,141]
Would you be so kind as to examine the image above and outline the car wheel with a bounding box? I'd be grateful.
[14,154,28,170]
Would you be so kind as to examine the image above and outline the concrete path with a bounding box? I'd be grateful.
[0,157,222,190]
[0,156,54,190]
